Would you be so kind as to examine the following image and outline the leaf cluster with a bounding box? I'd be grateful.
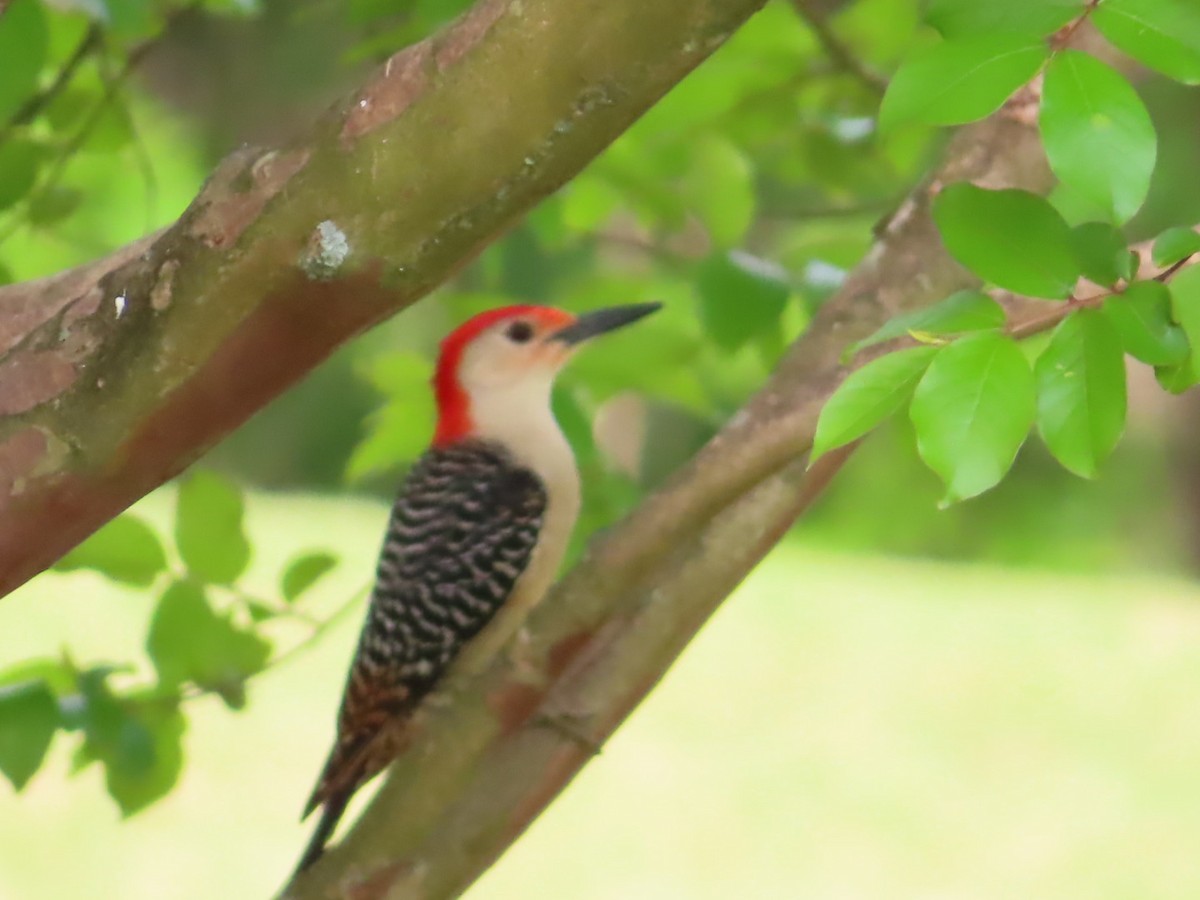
[0,471,339,814]
[815,0,1200,502]
[0,0,261,271]
[346,2,917,530]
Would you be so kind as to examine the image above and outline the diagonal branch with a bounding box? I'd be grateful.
[284,87,1055,900]
[0,0,770,601]
[789,0,887,94]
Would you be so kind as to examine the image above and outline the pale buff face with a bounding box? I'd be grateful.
[454,315,575,397]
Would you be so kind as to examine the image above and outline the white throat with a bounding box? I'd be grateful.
[467,372,575,490]
[460,372,582,656]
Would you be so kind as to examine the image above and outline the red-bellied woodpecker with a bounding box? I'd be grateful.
[295,302,660,873]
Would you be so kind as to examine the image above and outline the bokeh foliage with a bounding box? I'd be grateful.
[814,0,1200,504]
[1,0,1199,846]
[1,471,340,812]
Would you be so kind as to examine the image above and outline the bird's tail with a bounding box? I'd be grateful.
[293,791,351,877]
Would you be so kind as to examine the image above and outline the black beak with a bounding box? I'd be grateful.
[551,302,662,346]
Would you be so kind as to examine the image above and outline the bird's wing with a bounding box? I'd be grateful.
[304,439,547,816]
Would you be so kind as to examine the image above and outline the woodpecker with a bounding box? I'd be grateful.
[295,301,660,873]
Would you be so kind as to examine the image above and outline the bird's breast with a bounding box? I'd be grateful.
[448,426,580,677]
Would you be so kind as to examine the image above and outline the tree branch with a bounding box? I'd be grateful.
[0,23,102,143]
[789,0,887,95]
[0,0,770,600]
[284,87,1056,900]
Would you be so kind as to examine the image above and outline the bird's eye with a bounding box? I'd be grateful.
[505,320,535,344]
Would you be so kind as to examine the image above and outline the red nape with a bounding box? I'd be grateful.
[432,305,574,446]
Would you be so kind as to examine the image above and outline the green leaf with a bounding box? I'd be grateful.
[0,139,41,211]
[0,680,58,791]
[1171,266,1200,347]
[933,184,1081,298]
[1040,51,1157,224]
[43,87,93,134]
[245,599,277,623]
[1159,265,1200,392]
[681,137,755,248]
[1152,226,1200,268]
[1070,221,1132,287]
[281,552,338,603]
[102,0,163,41]
[73,671,184,816]
[28,186,83,226]
[202,0,262,15]
[924,0,1083,39]
[696,251,790,351]
[54,514,167,587]
[346,401,426,482]
[101,703,184,817]
[812,346,939,461]
[849,289,1006,356]
[1103,281,1189,365]
[560,177,621,233]
[81,101,135,154]
[1155,362,1196,393]
[879,34,1047,130]
[174,471,251,585]
[361,350,432,397]
[1034,310,1127,478]
[72,670,129,760]
[0,659,75,696]
[146,580,271,701]
[910,332,1036,503]
[0,0,49,123]
[1094,0,1200,85]
[345,352,437,482]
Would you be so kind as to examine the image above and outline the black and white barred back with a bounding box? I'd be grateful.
[354,437,548,705]
[301,438,547,839]
[295,440,547,872]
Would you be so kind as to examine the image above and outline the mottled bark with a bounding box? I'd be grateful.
[0,0,768,598]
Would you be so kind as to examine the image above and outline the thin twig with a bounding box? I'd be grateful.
[252,581,371,675]
[761,200,889,221]
[1154,253,1197,284]
[1050,0,1102,52]
[0,24,103,144]
[96,51,160,235]
[788,0,887,95]
[0,37,156,248]
[179,580,371,703]
[1007,249,1197,341]
[0,2,203,247]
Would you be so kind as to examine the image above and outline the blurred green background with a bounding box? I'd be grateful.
[2,0,1200,896]
[7,492,1200,899]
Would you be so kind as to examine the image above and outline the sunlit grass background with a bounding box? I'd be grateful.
[3,489,1200,899]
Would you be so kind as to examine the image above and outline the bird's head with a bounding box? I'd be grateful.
[433,302,660,446]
